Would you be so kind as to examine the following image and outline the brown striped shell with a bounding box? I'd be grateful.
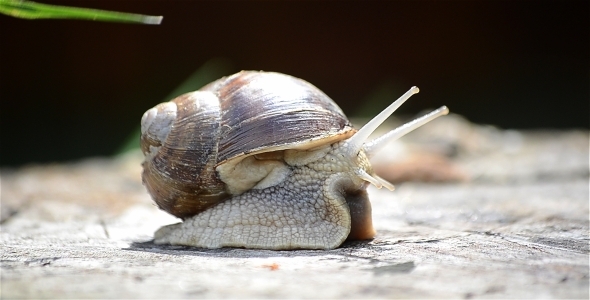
[140,71,355,219]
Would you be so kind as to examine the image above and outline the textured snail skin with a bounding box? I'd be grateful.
[153,141,375,250]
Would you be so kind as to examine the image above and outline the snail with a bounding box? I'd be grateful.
[140,71,448,250]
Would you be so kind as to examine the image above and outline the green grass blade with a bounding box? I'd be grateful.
[0,0,162,24]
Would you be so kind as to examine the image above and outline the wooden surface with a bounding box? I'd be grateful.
[1,115,588,299]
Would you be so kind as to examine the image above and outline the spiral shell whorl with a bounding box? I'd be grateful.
[141,92,229,219]
[140,102,176,158]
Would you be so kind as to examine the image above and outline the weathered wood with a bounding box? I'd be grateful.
[1,116,588,299]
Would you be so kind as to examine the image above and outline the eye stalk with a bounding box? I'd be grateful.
[343,86,420,158]
[343,86,449,190]
[364,105,449,157]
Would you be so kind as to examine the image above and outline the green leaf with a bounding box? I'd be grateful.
[0,0,162,24]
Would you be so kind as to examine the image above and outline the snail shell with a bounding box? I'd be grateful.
[141,71,449,250]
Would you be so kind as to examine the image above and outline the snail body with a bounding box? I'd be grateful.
[141,71,448,250]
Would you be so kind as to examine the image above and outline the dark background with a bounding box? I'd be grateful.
[1,1,588,167]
